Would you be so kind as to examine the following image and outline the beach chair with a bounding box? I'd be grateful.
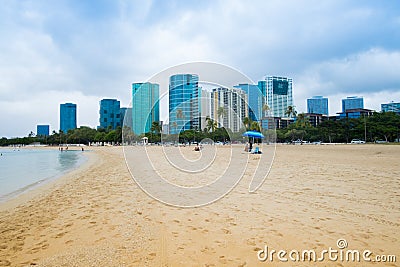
[252,147,262,154]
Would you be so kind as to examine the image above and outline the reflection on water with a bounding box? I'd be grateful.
[0,149,86,201]
[57,151,80,172]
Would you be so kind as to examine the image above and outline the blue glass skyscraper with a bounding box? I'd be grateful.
[37,125,50,136]
[99,99,121,129]
[169,74,200,134]
[257,81,267,98]
[60,103,77,133]
[342,96,364,112]
[132,82,160,135]
[234,84,263,122]
[307,96,328,115]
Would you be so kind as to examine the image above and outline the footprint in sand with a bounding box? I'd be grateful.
[0,259,11,266]
[148,252,157,260]
[246,239,256,246]
[222,228,231,234]
[55,232,66,238]
[218,255,227,264]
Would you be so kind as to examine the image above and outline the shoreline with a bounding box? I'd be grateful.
[0,148,97,212]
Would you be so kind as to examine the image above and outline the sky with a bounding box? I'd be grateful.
[1,0,399,137]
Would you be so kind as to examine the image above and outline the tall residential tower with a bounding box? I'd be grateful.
[60,103,77,133]
[234,84,263,122]
[169,74,200,134]
[132,82,160,135]
[210,87,248,132]
[99,99,121,129]
[265,76,293,118]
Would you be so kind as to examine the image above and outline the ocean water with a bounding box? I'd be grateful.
[0,148,87,202]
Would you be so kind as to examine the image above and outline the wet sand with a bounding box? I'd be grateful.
[0,145,399,266]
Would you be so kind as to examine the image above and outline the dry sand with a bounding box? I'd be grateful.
[0,144,399,266]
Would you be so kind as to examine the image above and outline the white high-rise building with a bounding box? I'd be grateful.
[200,88,211,131]
[210,87,248,132]
[265,76,293,118]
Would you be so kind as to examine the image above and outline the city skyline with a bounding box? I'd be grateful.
[15,79,400,137]
[1,1,400,137]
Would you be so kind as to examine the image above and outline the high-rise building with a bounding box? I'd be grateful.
[132,82,160,135]
[210,87,248,132]
[307,96,329,115]
[99,99,121,129]
[60,103,77,133]
[381,102,400,114]
[234,84,263,122]
[342,96,364,112]
[169,74,200,134]
[120,107,132,127]
[265,76,293,118]
[257,81,267,98]
[200,88,211,132]
[37,125,50,136]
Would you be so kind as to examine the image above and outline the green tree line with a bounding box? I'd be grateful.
[1,111,399,146]
[275,111,400,143]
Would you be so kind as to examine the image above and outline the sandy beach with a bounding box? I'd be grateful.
[0,144,399,266]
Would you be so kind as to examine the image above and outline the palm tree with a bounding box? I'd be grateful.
[243,117,252,130]
[262,104,270,117]
[217,106,227,127]
[205,116,218,142]
[295,113,310,142]
[250,121,261,132]
[205,116,217,133]
[150,121,162,134]
[285,105,297,118]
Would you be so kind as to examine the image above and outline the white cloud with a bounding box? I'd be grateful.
[295,48,400,110]
[0,91,100,137]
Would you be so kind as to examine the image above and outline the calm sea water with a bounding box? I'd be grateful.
[0,148,86,202]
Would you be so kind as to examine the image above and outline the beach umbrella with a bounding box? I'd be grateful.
[243,131,264,138]
[242,131,264,143]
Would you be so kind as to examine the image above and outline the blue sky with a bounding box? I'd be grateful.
[1,0,400,137]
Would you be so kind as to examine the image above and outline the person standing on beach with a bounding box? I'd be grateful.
[244,142,249,152]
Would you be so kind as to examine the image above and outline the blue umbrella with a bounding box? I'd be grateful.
[242,131,264,139]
